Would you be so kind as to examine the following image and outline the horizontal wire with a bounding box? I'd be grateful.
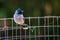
[0,25,60,31]
[0,35,60,39]
[0,16,60,20]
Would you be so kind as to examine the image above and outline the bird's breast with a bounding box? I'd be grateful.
[14,18,24,25]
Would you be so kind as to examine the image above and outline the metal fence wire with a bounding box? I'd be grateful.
[0,16,60,40]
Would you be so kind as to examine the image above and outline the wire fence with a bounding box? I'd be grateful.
[0,16,60,40]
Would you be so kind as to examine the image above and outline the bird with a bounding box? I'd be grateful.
[13,8,28,30]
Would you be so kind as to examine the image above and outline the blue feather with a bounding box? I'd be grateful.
[16,8,23,14]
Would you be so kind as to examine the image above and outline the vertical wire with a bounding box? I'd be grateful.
[47,17,49,40]
[35,18,36,40]
[12,18,13,40]
[38,17,40,40]
[29,17,31,40]
[25,18,27,40]
[20,26,21,40]
[6,19,8,40]
[20,24,21,40]
[4,18,7,40]
[57,17,59,40]
[25,30,26,40]
[35,24,36,40]
[53,17,55,40]
[44,17,46,40]
[16,24,18,40]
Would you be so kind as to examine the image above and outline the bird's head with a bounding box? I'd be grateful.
[16,8,24,14]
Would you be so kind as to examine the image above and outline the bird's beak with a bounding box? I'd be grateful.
[22,10,24,12]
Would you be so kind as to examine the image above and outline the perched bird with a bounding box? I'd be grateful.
[13,8,28,30]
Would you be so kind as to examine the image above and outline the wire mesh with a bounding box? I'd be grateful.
[0,16,60,40]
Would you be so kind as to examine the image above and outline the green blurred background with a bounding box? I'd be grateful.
[0,0,60,40]
[0,0,60,18]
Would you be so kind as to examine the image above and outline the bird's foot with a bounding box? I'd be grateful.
[22,24,28,30]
